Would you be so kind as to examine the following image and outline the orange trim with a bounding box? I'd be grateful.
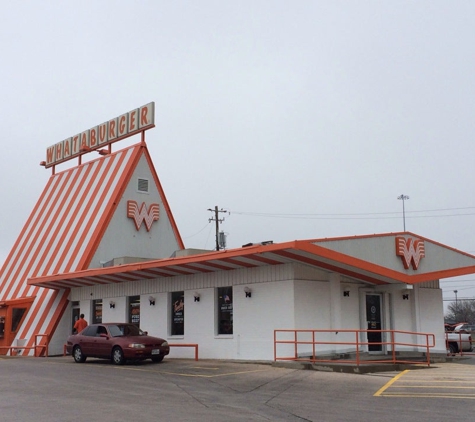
[23,290,70,355]
[0,143,145,353]
[48,153,115,275]
[17,289,50,342]
[62,147,133,273]
[272,249,388,285]
[79,144,143,270]
[13,161,88,294]
[28,236,475,289]
[312,231,475,259]
[168,343,198,361]
[1,173,70,297]
[143,145,185,249]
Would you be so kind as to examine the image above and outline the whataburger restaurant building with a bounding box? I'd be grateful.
[2,102,475,361]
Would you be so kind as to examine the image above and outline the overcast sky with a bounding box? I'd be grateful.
[1,1,474,305]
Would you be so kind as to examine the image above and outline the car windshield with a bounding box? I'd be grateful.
[108,324,143,337]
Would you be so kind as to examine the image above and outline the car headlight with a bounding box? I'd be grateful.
[161,341,169,347]
[128,343,146,348]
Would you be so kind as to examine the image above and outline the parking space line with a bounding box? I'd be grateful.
[375,363,475,399]
[374,370,409,396]
[115,366,273,378]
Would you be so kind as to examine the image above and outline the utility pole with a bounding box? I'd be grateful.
[208,206,227,251]
[397,194,409,231]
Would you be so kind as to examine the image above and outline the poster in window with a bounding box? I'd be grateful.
[217,287,233,335]
[129,295,140,327]
[171,291,184,335]
[93,300,102,324]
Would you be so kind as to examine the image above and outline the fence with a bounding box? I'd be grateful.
[274,329,436,366]
[445,331,474,356]
[0,334,49,357]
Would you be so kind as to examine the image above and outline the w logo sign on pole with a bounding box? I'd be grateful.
[395,236,425,270]
[127,201,160,231]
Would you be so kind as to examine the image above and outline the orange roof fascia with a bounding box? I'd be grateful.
[26,239,391,287]
[27,237,475,288]
[401,265,475,284]
[293,240,475,284]
[292,240,412,283]
[142,145,185,250]
[0,296,36,307]
[27,241,302,286]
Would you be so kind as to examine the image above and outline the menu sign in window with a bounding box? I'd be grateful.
[93,300,102,324]
[129,295,140,327]
[217,287,233,335]
[171,291,184,336]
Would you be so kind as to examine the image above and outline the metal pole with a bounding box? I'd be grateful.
[454,290,458,318]
[397,194,409,231]
[208,206,227,251]
[214,206,220,251]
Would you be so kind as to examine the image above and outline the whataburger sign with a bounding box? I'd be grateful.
[45,102,155,168]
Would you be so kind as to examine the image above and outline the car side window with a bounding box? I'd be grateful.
[108,325,123,337]
[81,326,98,337]
[97,326,107,336]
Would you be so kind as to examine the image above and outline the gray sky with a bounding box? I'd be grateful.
[1,1,474,305]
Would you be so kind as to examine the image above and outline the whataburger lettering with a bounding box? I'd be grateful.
[45,102,155,168]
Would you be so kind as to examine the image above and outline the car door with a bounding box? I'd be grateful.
[94,325,113,358]
[78,325,98,355]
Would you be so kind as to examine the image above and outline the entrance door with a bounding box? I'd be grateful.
[71,306,80,335]
[366,294,382,352]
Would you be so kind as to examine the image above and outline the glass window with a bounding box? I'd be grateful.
[0,317,4,338]
[81,326,98,337]
[128,295,140,327]
[217,287,233,335]
[92,300,102,324]
[96,326,108,336]
[171,291,184,336]
[11,308,27,332]
[109,324,143,337]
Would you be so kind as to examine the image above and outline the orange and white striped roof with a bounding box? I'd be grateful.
[0,142,183,352]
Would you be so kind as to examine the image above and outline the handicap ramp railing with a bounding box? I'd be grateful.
[0,334,49,357]
[274,329,436,367]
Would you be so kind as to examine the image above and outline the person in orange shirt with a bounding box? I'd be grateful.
[73,314,88,334]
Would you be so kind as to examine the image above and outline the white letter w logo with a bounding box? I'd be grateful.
[127,201,159,232]
[395,236,425,270]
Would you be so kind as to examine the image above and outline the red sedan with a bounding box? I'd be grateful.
[66,323,169,365]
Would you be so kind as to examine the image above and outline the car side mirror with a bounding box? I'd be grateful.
[143,331,148,335]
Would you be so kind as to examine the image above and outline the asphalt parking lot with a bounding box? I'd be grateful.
[1,356,474,421]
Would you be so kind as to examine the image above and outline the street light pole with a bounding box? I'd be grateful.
[397,194,409,231]
[454,290,458,318]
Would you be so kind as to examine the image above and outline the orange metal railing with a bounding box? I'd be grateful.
[0,334,49,357]
[274,329,436,367]
[168,343,199,361]
[445,331,474,356]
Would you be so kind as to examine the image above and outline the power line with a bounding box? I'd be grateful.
[231,206,475,221]
[183,222,212,239]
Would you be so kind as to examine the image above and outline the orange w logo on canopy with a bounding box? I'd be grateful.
[395,236,425,270]
[127,201,159,231]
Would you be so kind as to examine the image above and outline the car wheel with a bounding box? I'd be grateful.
[151,354,164,363]
[448,343,458,354]
[73,346,86,363]
[112,347,125,365]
